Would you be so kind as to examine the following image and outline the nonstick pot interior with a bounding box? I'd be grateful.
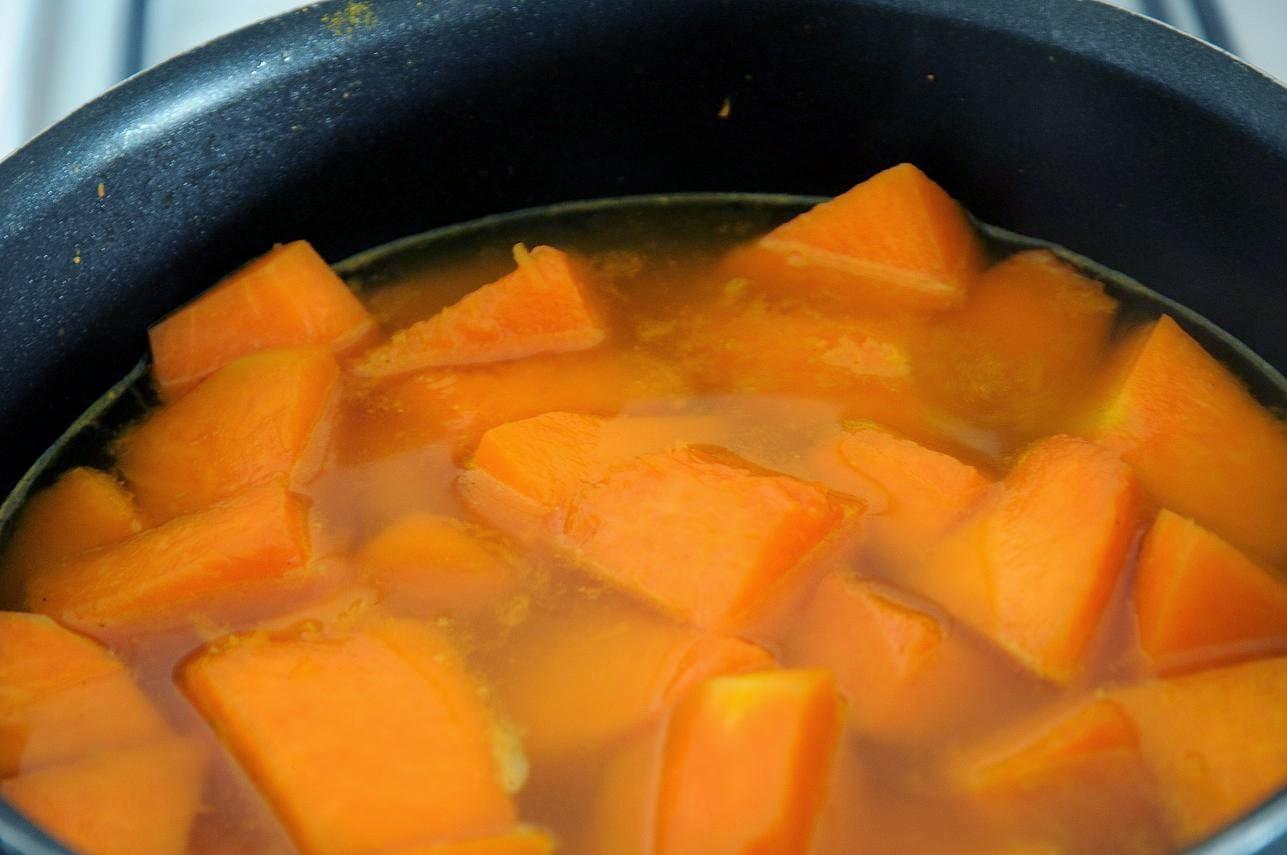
[0,1,1285,853]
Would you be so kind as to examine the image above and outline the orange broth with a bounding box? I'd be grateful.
[1,168,1286,855]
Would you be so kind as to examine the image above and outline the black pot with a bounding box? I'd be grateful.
[0,0,1284,852]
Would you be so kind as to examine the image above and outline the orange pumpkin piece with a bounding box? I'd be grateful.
[1,467,143,606]
[462,412,727,528]
[655,669,842,855]
[721,163,984,310]
[497,603,774,763]
[118,346,339,522]
[958,700,1171,854]
[1090,314,1287,566]
[828,425,992,563]
[354,244,606,377]
[181,617,515,855]
[914,436,1140,683]
[27,482,312,634]
[913,250,1117,436]
[563,446,852,628]
[1135,509,1287,672]
[149,240,374,398]
[385,827,555,855]
[1109,655,1287,844]
[0,612,167,776]
[341,348,690,463]
[963,699,1139,794]
[0,735,207,855]
[355,513,524,616]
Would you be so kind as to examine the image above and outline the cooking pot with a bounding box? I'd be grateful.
[0,0,1284,852]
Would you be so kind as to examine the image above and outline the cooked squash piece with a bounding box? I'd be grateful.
[354,245,606,377]
[1109,656,1287,844]
[1,468,143,606]
[913,250,1117,437]
[913,436,1139,683]
[355,513,524,616]
[498,604,774,763]
[655,669,842,855]
[149,240,373,398]
[588,730,664,855]
[387,826,555,855]
[825,425,992,564]
[963,699,1139,794]
[0,612,167,776]
[563,446,852,628]
[959,700,1171,854]
[720,163,984,310]
[341,349,690,463]
[27,482,312,633]
[118,346,339,522]
[1091,314,1287,566]
[462,412,728,529]
[1,736,206,855]
[1135,509,1287,672]
[181,617,514,855]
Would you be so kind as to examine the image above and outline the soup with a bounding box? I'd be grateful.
[1,164,1284,855]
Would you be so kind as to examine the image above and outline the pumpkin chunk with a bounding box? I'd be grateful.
[913,436,1140,682]
[27,482,312,634]
[563,447,852,628]
[1108,656,1287,844]
[2,468,143,606]
[1135,509,1287,672]
[913,250,1117,437]
[1,736,206,855]
[118,346,339,522]
[825,426,991,564]
[181,617,515,855]
[354,244,606,377]
[149,240,373,398]
[721,163,984,310]
[497,603,774,763]
[655,669,842,855]
[0,612,167,776]
[355,513,524,617]
[342,349,689,463]
[1090,314,1287,566]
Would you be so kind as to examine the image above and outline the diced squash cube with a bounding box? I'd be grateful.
[355,514,524,616]
[913,250,1117,437]
[787,572,1040,742]
[118,346,339,521]
[1,736,206,855]
[655,669,842,855]
[149,240,374,398]
[461,412,728,531]
[340,349,690,463]
[1135,509,1287,672]
[720,163,984,310]
[181,617,515,855]
[563,447,853,628]
[497,603,774,763]
[913,436,1140,683]
[0,612,167,776]
[27,482,312,634]
[1,468,143,606]
[825,425,992,564]
[386,826,555,855]
[958,700,1171,854]
[1090,314,1287,566]
[963,699,1139,794]
[354,245,606,377]
[1108,656,1287,844]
